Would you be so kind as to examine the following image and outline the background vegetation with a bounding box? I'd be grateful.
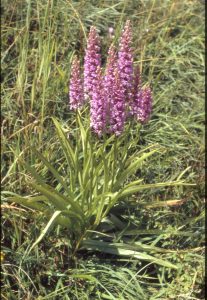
[1,0,205,299]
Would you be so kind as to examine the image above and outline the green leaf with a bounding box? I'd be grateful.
[77,112,87,153]
[7,194,47,211]
[52,118,76,169]
[18,158,84,215]
[32,148,75,199]
[120,180,189,198]
[30,182,84,218]
[28,210,62,253]
[114,149,158,189]
[96,134,115,157]
[82,154,92,186]
[30,182,69,210]
[81,240,178,269]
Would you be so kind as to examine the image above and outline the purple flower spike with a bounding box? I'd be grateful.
[109,69,125,136]
[133,65,141,99]
[130,65,142,116]
[118,20,133,100]
[104,44,117,121]
[69,56,84,110]
[84,26,101,99]
[90,67,106,136]
[135,86,152,124]
[105,45,117,87]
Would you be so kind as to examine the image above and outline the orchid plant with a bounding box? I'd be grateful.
[8,21,191,268]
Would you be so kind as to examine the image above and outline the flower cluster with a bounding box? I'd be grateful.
[135,87,152,123]
[69,20,152,136]
[118,20,134,100]
[103,47,115,129]
[69,56,84,110]
[90,67,107,136]
[83,26,101,99]
[109,69,126,135]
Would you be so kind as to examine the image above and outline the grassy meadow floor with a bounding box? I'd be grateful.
[1,0,205,299]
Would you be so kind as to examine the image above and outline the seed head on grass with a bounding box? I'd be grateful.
[84,26,101,99]
[69,56,84,110]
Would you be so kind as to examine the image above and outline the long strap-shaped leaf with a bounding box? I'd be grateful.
[114,149,158,189]
[31,182,84,220]
[52,118,76,170]
[120,180,194,198]
[32,148,75,199]
[7,194,48,211]
[28,210,62,253]
[81,240,178,269]
[102,180,192,217]
[22,160,83,215]
[76,112,87,153]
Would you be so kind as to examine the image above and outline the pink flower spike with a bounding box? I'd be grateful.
[109,68,125,136]
[135,86,152,124]
[90,67,107,136]
[69,56,84,110]
[133,65,141,99]
[84,26,101,99]
[118,20,133,100]
[104,44,117,122]
[130,65,142,116]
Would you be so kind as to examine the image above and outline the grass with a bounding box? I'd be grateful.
[1,0,205,299]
